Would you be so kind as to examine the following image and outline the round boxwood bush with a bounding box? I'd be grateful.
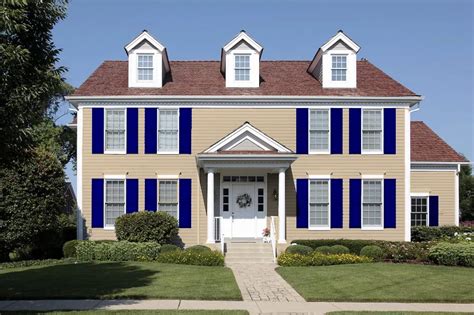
[115,211,178,244]
[185,245,212,253]
[360,245,385,261]
[161,244,181,253]
[63,240,81,258]
[286,244,313,255]
[329,245,350,254]
[314,246,332,254]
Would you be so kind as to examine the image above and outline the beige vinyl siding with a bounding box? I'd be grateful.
[411,171,457,226]
[81,107,407,244]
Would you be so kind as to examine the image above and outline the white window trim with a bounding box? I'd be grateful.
[157,178,180,221]
[157,108,180,154]
[331,54,348,82]
[361,178,384,230]
[137,53,154,82]
[361,108,384,154]
[308,108,331,154]
[410,193,430,227]
[104,107,127,155]
[234,53,251,81]
[103,177,127,230]
[308,178,331,230]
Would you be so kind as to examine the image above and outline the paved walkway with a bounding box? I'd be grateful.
[1,299,473,314]
[228,263,305,302]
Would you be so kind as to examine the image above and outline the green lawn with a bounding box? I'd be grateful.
[277,263,474,303]
[3,312,248,315]
[328,313,469,315]
[0,262,242,300]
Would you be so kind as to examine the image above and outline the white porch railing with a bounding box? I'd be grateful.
[215,216,225,254]
[270,216,277,263]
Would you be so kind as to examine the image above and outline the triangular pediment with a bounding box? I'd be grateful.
[203,122,292,154]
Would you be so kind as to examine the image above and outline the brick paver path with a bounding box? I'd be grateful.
[228,263,305,302]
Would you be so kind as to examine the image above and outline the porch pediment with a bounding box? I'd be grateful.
[203,122,293,154]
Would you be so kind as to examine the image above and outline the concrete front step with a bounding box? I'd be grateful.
[225,257,275,263]
[226,254,274,260]
[224,241,274,263]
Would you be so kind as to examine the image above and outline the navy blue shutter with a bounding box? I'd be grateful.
[429,196,439,226]
[145,108,157,154]
[384,108,396,154]
[330,108,343,154]
[296,108,308,154]
[91,178,104,228]
[384,179,396,228]
[330,179,343,228]
[179,108,192,154]
[179,178,192,228]
[126,108,139,154]
[349,108,361,154]
[296,179,309,228]
[145,179,157,211]
[92,108,104,154]
[126,179,139,213]
[349,179,361,228]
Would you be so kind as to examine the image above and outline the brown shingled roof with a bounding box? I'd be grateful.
[411,121,467,163]
[72,60,417,97]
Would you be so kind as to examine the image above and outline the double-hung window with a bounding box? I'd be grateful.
[158,109,179,152]
[137,54,153,81]
[158,180,178,219]
[235,54,250,81]
[309,109,330,152]
[362,109,383,152]
[362,180,383,228]
[309,179,330,228]
[331,55,347,81]
[104,179,125,228]
[411,196,428,226]
[105,109,126,153]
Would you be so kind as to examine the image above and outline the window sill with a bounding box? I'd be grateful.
[309,151,331,155]
[103,227,115,230]
[361,226,384,231]
[157,151,180,155]
[308,227,331,231]
[361,150,384,155]
[104,151,127,155]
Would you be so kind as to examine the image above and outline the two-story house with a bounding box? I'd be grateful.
[67,30,467,246]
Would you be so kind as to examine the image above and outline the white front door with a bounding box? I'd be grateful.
[220,175,266,239]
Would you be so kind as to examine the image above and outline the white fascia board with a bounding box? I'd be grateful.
[411,161,470,165]
[204,123,292,153]
[125,31,165,54]
[222,31,263,53]
[321,31,360,53]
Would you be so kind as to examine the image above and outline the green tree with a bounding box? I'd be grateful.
[460,163,474,221]
[0,0,68,165]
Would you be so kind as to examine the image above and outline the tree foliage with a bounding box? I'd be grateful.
[0,0,68,165]
[460,163,474,221]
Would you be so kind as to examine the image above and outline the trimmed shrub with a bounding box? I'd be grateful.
[115,211,178,244]
[157,250,224,266]
[185,245,211,253]
[293,239,378,255]
[411,226,474,242]
[360,245,385,261]
[0,259,73,269]
[329,245,350,254]
[63,240,80,258]
[277,252,372,267]
[75,241,161,262]
[314,246,332,254]
[8,246,33,262]
[379,241,431,262]
[286,245,313,255]
[160,244,181,253]
[428,242,474,267]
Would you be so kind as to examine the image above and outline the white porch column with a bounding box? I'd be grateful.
[207,170,215,243]
[278,169,286,243]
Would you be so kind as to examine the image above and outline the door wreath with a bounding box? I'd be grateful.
[236,193,252,208]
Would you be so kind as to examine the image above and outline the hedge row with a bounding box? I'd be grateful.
[411,226,474,242]
[428,242,474,267]
[278,252,372,266]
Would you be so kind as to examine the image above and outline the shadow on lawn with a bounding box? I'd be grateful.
[0,262,157,300]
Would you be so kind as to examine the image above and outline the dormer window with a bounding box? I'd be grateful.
[235,54,250,81]
[331,55,347,81]
[137,54,154,81]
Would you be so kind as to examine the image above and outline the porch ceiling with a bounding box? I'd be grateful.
[196,153,297,173]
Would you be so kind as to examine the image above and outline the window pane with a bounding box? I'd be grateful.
[331,56,347,81]
[362,180,382,227]
[309,180,330,227]
[105,180,125,227]
[138,54,153,80]
[235,55,250,81]
[309,110,330,151]
[158,180,178,218]
[158,109,179,151]
[105,109,126,151]
[411,197,428,226]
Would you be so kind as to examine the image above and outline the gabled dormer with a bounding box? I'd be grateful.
[125,30,170,88]
[220,31,263,88]
[308,30,360,88]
